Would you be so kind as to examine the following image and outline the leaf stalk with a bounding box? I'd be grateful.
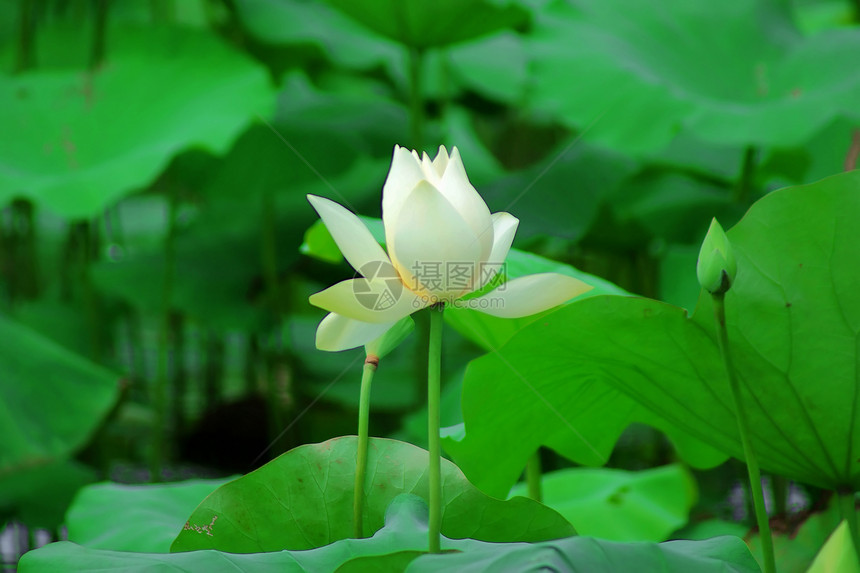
[712,293,775,573]
[353,356,378,538]
[428,303,444,553]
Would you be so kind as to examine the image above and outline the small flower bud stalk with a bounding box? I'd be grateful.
[697,218,737,295]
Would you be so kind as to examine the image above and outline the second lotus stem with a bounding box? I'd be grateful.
[527,449,543,503]
[428,303,444,553]
[353,355,378,538]
[712,293,775,573]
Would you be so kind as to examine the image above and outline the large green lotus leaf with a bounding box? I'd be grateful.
[0,315,119,476]
[233,0,399,70]
[509,464,697,542]
[0,25,275,218]
[67,478,234,553]
[170,437,574,553]
[20,494,760,572]
[405,535,760,573]
[454,171,860,492]
[527,0,860,153]
[20,496,487,573]
[443,353,727,498]
[324,0,529,49]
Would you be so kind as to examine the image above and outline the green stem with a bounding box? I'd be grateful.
[126,306,146,388]
[72,220,103,360]
[732,146,757,204]
[204,330,225,412]
[408,47,424,151]
[527,450,542,503]
[9,200,39,300]
[413,309,430,409]
[90,0,109,69]
[150,188,178,482]
[712,293,775,573]
[427,303,444,553]
[168,312,186,435]
[838,489,860,560]
[16,0,36,72]
[353,357,378,539]
[244,334,260,396]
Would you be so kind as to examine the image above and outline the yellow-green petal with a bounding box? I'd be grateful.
[476,212,519,289]
[309,278,430,323]
[465,273,593,318]
[316,313,396,352]
[307,195,390,277]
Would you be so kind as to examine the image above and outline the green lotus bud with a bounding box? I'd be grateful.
[697,218,737,295]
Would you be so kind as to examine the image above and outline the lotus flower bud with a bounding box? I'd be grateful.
[697,218,737,295]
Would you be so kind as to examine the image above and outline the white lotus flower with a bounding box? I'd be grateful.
[309,145,592,351]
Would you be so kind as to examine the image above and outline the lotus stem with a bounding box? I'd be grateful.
[353,355,378,538]
[732,145,757,204]
[527,449,543,503]
[428,302,444,553]
[151,186,178,482]
[16,0,36,72]
[91,0,109,68]
[712,293,775,573]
